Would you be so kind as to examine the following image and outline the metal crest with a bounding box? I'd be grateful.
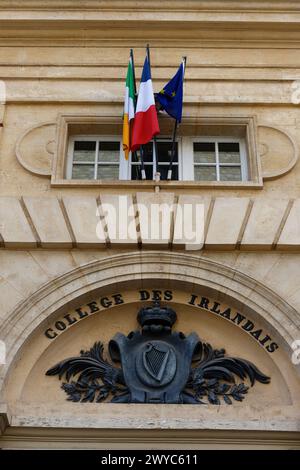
[46,302,270,404]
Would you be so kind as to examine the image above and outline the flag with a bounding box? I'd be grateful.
[122,55,136,160]
[155,61,184,122]
[131,56,160,151]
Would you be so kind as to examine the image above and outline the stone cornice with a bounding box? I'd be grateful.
[1,404,300,447]
[0,15,300,28]
[0,1,300,43]
[0,1,299,13]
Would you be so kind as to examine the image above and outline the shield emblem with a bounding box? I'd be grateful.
[143,342,170,382]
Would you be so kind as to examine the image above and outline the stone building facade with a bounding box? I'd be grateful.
[0,0,299,449]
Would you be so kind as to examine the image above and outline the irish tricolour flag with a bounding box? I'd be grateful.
[122,56,135,160]
[131,56,160,151]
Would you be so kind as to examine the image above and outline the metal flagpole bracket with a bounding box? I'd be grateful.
[155,172,161,193]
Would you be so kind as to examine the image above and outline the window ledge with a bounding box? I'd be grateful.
[51,179,263,189]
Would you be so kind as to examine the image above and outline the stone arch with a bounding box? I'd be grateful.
[1,250,299,394]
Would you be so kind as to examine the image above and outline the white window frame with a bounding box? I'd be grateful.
[189,136,248,182]
[123,137,183,181]
[66,135,247,183]
[66,135,123,180]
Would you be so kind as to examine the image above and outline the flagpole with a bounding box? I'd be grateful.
[167,56,187,181]
[167,120,178,181]
[146,44,159,180]
[131,49,146,180]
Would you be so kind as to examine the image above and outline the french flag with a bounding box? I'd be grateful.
[131,56,160,151]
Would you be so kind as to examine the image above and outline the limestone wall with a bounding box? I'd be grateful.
[0,1,300,449]
[0,1,300,198]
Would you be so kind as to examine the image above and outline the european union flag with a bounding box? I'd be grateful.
[156,61,184,122]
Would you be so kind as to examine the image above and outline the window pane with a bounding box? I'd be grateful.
[218,142,241,164]
[141,142,153,162]
[72,164,94,179]
[73,141,96,162]
[157,142,178,163]
[131,164,142,180]
[193,142,216,163]
[131,164,153,180]
[97,165,119,180]
[158,164,178,180]
[220,166,242,181]
[194,166,216,181]
[131,152,140,164]
[98,141,120,163]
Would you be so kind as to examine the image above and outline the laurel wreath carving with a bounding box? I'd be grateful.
[46,340,270,405]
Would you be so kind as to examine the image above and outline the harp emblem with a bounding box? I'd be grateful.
[143,342,170,382]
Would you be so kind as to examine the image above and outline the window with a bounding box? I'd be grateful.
[53,114,261,187]
[66,137,121,181]
[131,140,179,181]
[66,135,248,183]
[193,138,248,182]
[67,136,179,181]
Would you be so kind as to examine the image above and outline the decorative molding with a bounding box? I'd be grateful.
[258,124,299,180]
[15,121,56,176]
[1,1,300,52]
[0,1,299,13]
[1,424,300,449]
[1,2,300,29]
[45,139,55,155]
